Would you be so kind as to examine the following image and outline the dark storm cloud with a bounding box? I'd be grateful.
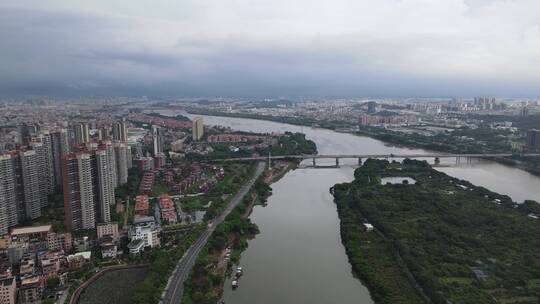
[1,1,540,97]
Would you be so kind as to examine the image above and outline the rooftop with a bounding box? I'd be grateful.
[11,225,52,236]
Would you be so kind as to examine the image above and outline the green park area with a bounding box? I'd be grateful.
[333,159,540,304]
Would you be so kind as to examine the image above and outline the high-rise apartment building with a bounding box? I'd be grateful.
[126,145,133,169]
[0,154,18,235]
[98,126,109,141]
[30,142,54,207]
[114,142,128,186]
[19,150,43,220]
[35,131,56,194]
[74,123,90,145]
[103,140,118,188]
[94,150,114,223]
[51,129,70,188]
[62,147,117,231]
[62,153,95,230]
[113,118,128,143]
[192,117,204,141]
[152,125,164,155]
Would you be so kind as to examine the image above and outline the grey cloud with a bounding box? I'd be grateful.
[1,1,540,97]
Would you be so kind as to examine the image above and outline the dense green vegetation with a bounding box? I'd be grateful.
[130,228,202,304]
[269,132,317,155]
[355,126,540,176]
[333,159,540,304]
[187,131,317,162]
[356,126,515,154]
[115,167,142,200]
[181,171,272,304]
[78,268,149,304]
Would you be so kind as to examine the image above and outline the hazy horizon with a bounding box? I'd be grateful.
[2,0,540,98]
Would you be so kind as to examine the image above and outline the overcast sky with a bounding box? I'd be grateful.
[1,0,540,97]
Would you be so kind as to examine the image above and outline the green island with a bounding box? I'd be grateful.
[332,159,540,304]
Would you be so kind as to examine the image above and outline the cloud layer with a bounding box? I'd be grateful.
[1,0,540,97]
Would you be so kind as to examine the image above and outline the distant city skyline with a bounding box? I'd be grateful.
[1,0,540,97]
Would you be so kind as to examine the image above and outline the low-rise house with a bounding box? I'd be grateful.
[159,194,178,224]
[129,216,160,248]
[127,239,145,255]
[99,236,118,259]
[0,276,16,304]
[19,255,36,277]
[73,236,92,252]
[18,276,42,304]
[96,222,119,242]
[38,251,63,280]
[10,225,52,254]
[66,252,91,270]
[134,196,150,216]
[47,232,72,252]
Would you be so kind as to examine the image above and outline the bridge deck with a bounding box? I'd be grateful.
[216,153,540,162]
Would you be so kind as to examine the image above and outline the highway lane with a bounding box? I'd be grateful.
[162,161,266,304]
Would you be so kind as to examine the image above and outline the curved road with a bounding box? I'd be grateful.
[162,162,266,304]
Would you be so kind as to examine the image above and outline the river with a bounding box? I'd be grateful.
[173,113,540,303]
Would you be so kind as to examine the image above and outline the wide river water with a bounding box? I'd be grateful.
[177,113,540,304]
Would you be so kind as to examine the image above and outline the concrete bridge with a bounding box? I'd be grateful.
[216,153,540,168]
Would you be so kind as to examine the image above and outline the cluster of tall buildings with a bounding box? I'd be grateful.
[0,118,132,235]
[473,97,497,110]
[0,129,69,235]
[62,140,131,230]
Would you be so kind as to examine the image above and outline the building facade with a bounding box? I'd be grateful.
[152,125,163,156]
[192,117,204,141]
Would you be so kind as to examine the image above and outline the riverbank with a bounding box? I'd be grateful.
[178,113,540,304]
[333,159,540,304]
[181,159,304,303]
[185,109,540,177]
[181,166,274,304]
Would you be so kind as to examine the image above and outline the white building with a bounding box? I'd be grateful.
[128,216,160,248]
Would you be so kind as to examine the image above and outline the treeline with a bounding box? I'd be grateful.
[187,131,317,162]
[334,159,540,304]
[267,132,317,156]
[181,177,268,304]
[130,229,201,304]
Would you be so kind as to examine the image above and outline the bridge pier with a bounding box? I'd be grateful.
[335,158,339,167]
[312,158,316,167]
[358,157,362,166]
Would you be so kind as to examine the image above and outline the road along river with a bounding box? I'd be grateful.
[174,113,540,304]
